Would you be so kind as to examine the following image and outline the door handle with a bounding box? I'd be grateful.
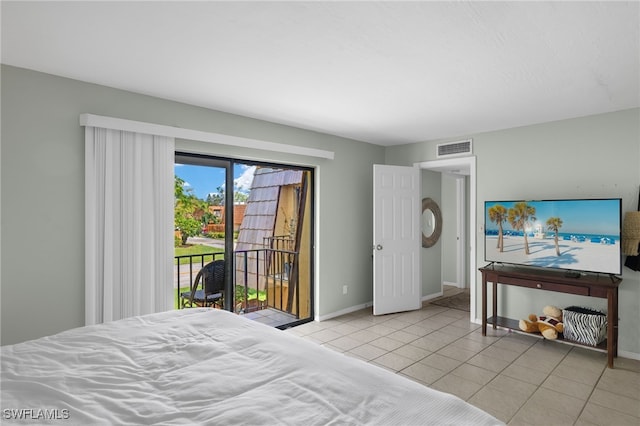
[376,244,383,250]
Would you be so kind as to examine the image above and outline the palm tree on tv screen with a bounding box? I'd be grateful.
[508,202,536,255]
[488,204,507,252]
[546,217,563,256]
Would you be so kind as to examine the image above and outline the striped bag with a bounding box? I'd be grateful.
[562,306,607,346]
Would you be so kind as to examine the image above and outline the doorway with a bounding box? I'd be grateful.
[441,173,467,289]
[418,157,476,321]
[174,152,314,328]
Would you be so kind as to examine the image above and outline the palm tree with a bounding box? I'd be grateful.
[488,204,508,252]
[546,217,563,256]
[507,202,537,255]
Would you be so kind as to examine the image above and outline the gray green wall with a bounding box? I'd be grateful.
[1,65,384,345]
[386,108,640,358]
[2,65,639,359]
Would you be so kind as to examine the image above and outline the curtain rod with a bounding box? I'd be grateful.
[79,113,335,160]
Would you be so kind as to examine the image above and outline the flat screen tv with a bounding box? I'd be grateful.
[484,198,622,275]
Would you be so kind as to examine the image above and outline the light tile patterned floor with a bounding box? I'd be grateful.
[285,293,640,425]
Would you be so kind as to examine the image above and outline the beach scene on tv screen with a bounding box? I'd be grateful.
[485,199,621,274]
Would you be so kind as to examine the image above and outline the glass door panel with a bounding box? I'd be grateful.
[234,166,313,327]
[174,156,228,310]
[174,153,313,328]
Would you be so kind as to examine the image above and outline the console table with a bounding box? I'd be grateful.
[479,264,621,368]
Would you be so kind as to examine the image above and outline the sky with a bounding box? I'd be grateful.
[174,163,256,200]
[485,199,621,235]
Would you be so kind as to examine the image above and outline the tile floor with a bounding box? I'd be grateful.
[285,289,640,425]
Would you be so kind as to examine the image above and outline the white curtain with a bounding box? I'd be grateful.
[85,126,174,325]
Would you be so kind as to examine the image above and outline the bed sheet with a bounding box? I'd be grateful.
[1,308,502,425]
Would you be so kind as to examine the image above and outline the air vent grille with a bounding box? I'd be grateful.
[437,139,472,158]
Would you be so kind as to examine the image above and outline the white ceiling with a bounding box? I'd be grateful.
[2,1,639,146]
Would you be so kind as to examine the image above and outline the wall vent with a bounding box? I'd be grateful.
[436,139,472,158]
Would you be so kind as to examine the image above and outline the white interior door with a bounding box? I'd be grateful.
[373,164,421,315]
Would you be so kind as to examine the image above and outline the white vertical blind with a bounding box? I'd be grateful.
[85,126,174,325]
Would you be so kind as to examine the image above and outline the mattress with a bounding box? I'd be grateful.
[1,308,502,425]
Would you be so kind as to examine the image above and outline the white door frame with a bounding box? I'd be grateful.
[415,157,477,322]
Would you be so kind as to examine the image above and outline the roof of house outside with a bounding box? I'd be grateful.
[235,168,303,286]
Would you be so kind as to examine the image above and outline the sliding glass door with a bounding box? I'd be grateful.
[174,153,314,328]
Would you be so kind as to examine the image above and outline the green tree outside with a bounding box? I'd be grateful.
[175,175,207,246]
[207,185,249,206]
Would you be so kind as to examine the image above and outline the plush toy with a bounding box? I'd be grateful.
[518,305,564,340]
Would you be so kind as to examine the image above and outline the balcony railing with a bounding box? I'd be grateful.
[175,247,299,318]
[175,252,225,295]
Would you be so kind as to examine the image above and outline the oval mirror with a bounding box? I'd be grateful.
[422,197,442,248]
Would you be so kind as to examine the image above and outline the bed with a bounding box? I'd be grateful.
[1,308,502,425]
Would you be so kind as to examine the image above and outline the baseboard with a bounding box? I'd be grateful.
[318,294,447,320]
[421,292,443,302]
[316,301,372,321]
[618,349,640,361]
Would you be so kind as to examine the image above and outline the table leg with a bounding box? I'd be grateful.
[607,288,616,368]
[613,288,618,357]
[482,278,487,336]
[492,281,497,330]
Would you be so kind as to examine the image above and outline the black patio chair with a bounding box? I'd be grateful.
[180,260,225,309]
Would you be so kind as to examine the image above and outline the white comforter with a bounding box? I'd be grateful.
[1,309,502,425]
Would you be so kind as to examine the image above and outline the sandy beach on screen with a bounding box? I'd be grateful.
[485,235,620,274]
